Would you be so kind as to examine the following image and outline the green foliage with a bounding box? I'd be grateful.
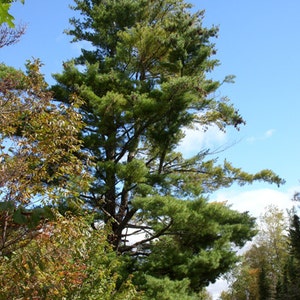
[141,276,200,300]
[131,198,256,291]
[0,0,24,27]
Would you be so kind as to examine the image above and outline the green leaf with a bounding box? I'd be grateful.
[0,1,25,27]
[0,4,15,27]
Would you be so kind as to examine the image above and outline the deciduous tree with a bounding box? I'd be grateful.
[0,214,140,299]
[0,60,89,256]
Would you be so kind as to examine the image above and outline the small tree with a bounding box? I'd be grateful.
[0,60,90,256]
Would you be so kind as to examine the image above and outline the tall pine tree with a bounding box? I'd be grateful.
[52,0,283,292]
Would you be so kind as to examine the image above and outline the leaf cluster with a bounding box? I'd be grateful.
[0,0,24,28]
[0,213,140,299]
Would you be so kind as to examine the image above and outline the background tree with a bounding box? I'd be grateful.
[275,211,300,299]
[51,0,284,294]
[221,205,289,300]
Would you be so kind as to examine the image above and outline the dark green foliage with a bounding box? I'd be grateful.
[141,276,200,300]
[131,198,256,290]
[259,267,270,300]
[289,214,300,261]
[276,213,300,299]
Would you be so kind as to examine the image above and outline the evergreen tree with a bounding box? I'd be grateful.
[52,0,283,293]
[259,266,270,300]
[283,213,300,299]
[289,214,300,261]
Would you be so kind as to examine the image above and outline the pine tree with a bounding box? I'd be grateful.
[284,213,300,298]
[51,0,283,292]
[289,214,300,261]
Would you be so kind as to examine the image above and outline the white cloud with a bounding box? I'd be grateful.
[207,279,228,300]
[264,129,275,138]
[177,125,227,157]
[246,128,275,143]
[212,187,295,217]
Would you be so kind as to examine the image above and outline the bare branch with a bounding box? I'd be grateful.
[0,23,26,48]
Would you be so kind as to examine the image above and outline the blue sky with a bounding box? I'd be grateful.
[196,0,300,186]
[2,1,300,298]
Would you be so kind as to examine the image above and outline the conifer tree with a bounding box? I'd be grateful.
[259,266,270,300]
[289,214,300,261]
[52,0,283,292]
[282,213,300,299]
